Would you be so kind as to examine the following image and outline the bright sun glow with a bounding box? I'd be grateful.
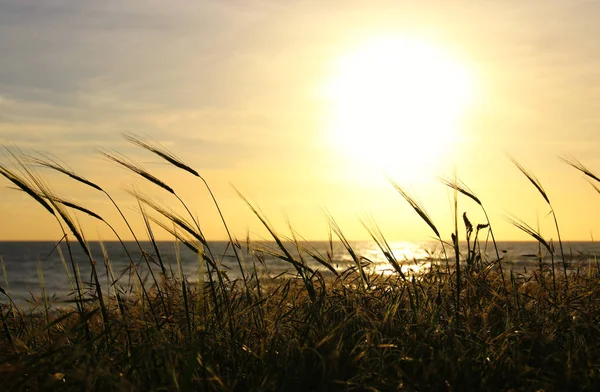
[325,36,476,181]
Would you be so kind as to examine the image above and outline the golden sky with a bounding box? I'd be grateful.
[1,1,600,242]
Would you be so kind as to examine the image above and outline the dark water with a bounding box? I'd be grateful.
[0,240,598,306]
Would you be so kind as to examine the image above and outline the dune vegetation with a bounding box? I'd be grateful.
[1,136,600,391]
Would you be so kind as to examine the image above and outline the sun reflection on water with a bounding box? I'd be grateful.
[348,241,442,277]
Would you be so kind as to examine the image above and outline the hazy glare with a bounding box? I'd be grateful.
[2,0,600,242]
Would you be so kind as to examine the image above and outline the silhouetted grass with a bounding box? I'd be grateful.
[1,139,600,391]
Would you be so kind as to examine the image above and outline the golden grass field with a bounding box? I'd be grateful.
[1,136,600,391]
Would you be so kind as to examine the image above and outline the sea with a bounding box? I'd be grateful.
[1,241,598,306]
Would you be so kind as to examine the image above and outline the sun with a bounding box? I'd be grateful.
[324,36,476,181]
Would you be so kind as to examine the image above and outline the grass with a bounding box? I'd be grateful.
[1,137,600,391]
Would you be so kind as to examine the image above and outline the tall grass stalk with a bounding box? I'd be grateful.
[508,215,557,294]
[1,255,10,300]
[390,180,450,273]
[329,215,368,291]
[36,259,50,344]
[361,218,406,281]
[439,177,506,287]
[123,134,249,290]
[29,154,178,328]
[174,237,192,336]
[511,159,568,293]
[0,154,89,336]
[0,256,16,351]
[237,190,318,302]
[452,175,461,322]
[562,156,600,276]
[105,151,233,331]
[19,152,110,328]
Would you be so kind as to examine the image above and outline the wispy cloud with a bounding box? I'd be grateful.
[3,0,600,240]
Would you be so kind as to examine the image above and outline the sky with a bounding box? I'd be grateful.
[1,0,600,242]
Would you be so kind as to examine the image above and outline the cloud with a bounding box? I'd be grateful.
[3,0,600,179]
[0,0,286,107]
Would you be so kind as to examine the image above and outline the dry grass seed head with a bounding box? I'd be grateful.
[510,158,550,205]
[101,151,175,194]
[123,134,200,178]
